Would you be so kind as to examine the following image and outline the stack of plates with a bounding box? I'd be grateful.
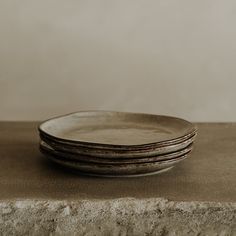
[38,111,197,177]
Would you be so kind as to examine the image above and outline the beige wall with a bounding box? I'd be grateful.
[1,1,236,121]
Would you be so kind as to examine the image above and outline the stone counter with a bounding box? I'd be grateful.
[0,122,235,235]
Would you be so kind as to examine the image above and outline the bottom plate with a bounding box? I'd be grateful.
[41,149,190,177]
[52,166,174,178]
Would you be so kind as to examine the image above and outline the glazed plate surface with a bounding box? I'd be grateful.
[39,111,196,148]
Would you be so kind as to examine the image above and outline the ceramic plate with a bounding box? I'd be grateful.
[39,111,197,149]
[40,133,196,158]
[40,141,193,164]
[41,150,190,177]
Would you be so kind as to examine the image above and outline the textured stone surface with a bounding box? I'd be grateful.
[0,198,236,236]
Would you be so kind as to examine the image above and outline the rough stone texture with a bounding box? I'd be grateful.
[0,122,236,235]
[0,198,236,236]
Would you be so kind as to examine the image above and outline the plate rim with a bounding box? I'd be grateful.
[40,140,193,164]
[40,133,196,158]
[42,149,189,168]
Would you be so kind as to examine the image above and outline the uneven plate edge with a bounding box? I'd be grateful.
[38,110,197,149]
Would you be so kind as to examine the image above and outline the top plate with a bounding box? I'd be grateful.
[39,111,196,148]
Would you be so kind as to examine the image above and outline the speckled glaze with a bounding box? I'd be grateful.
[41,149,190,177]
[38,111,196,176]
[40,133,196,158]
[40,141,193,164]
[39,111,197,149]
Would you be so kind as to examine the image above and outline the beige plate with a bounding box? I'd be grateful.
[39,111,197,149]
[40,133,196,158]
[42,150,190,177]
[40,141,193,164]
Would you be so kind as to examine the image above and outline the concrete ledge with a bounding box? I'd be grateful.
[1,198,236,236]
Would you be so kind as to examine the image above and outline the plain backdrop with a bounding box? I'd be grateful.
[1,0,236,121]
